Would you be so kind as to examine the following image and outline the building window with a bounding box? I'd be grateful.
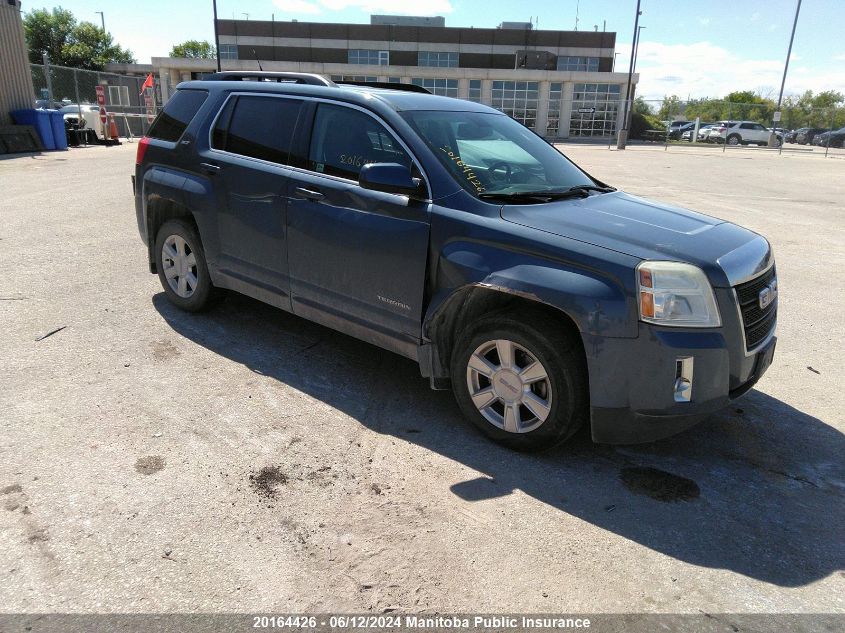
[411,78,458,98]
[348,49,389,65]
[546,82,562,137]
[556,56,599,72]
[569,83,621,137]
[331,75,378,82]
[491,80,538,129]
[417,51,459,68]
[387,77,402,83]
[219,44,238,60]
[467,79,482,103]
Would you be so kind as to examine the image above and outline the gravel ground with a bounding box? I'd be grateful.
[0,142,842,615]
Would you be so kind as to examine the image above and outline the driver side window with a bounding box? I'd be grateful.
[307,104,412,180]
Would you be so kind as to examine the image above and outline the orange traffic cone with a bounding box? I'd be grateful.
[108,113,120,144]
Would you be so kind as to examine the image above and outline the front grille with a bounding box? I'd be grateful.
[735,266,777,351]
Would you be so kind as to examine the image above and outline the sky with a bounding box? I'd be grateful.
[30,0,845,100]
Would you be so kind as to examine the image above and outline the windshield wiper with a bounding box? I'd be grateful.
[479,184,616,202]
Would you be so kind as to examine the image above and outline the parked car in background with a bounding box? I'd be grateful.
[813,127,845,148]
[784,129,797,143]
[681,123,715,142]
[59,104,104,143]
[668,122,695,140]
[666,120,692,138]
[712,121,782,147]
[795,128,828,145]
[34,99,63,110]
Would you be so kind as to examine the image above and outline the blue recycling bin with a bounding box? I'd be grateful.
[11,109,56,150]
[49,110,68,150]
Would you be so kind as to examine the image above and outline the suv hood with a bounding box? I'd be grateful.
[501,191,764,287]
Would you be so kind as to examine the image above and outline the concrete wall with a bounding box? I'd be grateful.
[0,0,35,125]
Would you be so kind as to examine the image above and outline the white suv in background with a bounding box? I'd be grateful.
[712,120,782,147]
[59,104,104,143]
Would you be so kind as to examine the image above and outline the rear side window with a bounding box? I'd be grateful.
[212,95,302,165]
[307,103,411,180]
[148,89,208,142]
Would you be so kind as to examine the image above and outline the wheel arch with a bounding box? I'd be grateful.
[145,196,199,274]
[422,258,632,384]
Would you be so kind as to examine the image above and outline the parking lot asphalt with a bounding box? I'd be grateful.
[0,143,843,615]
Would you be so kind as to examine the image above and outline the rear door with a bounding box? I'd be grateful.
[285,101,431,355]
[204,93,304,309]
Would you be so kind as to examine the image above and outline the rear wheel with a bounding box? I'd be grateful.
[450,311,588,451]
[154,219,219,312]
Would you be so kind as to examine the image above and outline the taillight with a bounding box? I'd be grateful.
[136,136,151,165]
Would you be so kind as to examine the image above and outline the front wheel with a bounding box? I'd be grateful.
[450,312,588,451]
[154,219,219,312]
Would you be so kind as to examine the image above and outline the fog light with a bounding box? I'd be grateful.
[674,357,694,402]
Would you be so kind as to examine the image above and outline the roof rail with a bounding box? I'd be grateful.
[203,71,335,86]
[337,81,431,94]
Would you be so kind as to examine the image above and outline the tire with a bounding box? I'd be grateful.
[154,218,219,312]
[450,311,588,451]
[727,134,741,146]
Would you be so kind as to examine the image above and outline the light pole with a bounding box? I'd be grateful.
[632,26,646,73]
[770,0,802,147]
[212,0,221,72]
[617,0,642,150]
[95,11,105,32]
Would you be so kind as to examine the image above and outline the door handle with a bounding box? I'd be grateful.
[200,162,220,174]
[294,187,325,201]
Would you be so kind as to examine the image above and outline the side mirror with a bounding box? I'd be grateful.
[359,163,425,199]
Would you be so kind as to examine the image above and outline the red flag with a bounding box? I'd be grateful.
[139,73,154,95]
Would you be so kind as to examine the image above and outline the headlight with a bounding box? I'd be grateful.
[637,261,721,327]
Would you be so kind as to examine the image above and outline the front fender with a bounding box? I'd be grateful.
[425,240,638,339]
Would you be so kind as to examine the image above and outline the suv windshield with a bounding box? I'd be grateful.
[402,110,597,198]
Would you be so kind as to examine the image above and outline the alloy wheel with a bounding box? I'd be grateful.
[466,338,553,434]
[161,234,198,298]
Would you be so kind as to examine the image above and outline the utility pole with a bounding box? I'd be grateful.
[632,25,646,73]
[616,0,642,150]
[95,11,105,32]
[212,0,221,72]
[770,0,802,147]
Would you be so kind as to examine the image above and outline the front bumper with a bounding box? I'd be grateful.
[584,318,776,444]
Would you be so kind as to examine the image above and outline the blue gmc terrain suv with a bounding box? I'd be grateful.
[133,72,778,450]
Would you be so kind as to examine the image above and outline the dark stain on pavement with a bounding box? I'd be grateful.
[135,455,165,475]
[620,466,700,502]
[249,466,288,499]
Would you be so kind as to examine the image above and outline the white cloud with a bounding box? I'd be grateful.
[835,53,845,61]
[750,12,760,21]
[696,17,710,26]
[273,0,322,14]
[624,41,845,101]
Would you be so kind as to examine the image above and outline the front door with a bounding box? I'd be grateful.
[285,102,430,355]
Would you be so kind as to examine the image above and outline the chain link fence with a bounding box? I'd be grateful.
[616,98,845,158]
[30,62,161,140]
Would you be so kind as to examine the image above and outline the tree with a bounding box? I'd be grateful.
[170,40,216,59]
[24,7,135,70]
[633,96,653,116]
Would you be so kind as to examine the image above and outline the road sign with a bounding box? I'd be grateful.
[577,107,596,114]
[96,85,108,123]
[144,90,156,123]
[773,111,782,122]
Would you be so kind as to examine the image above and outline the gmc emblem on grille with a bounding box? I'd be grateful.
[759,279,778,310]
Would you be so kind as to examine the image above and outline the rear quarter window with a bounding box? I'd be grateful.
[147,89,208,142]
